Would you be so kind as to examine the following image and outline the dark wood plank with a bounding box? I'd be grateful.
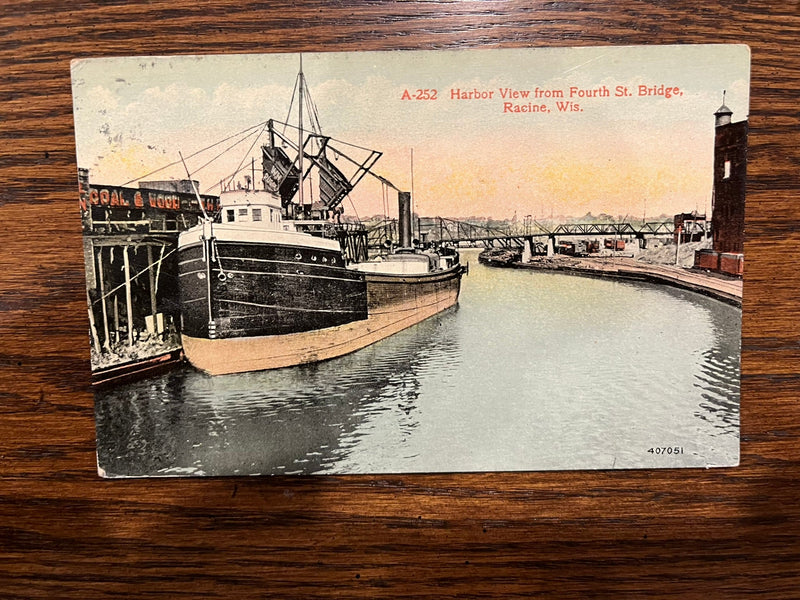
[1,1,799,597]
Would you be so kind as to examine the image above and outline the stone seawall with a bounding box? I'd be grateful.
[509,256,742,307]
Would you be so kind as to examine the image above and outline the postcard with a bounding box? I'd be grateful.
[71,45,749,477]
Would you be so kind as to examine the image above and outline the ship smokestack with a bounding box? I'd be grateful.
[398,191,413,248]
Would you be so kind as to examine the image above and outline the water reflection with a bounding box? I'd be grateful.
[95,252,740,476]
[96,311,460,477]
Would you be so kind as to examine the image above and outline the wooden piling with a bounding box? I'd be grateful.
[123,244,134,347]
[95,245,111,352]
[113,294,119,345]
[147,245,157,318]
[86,289,101,354]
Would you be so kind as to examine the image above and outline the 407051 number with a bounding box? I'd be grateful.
[647,447,684,455]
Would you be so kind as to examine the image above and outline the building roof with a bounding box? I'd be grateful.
[715,103,733,117]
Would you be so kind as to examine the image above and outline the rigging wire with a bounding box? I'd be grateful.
[91,246,176,305]
[203,166,267,195]
[303,80,323,140]
[225,119,272,191]
[381,180,390,221]
[271,119,379,154]
[116,95,388,209]
[281,73,300,139]
[189,128,261,187]
[119,120,270,187]
[179,151,208,221]
[345,193,361,224]
[381,181,391,245]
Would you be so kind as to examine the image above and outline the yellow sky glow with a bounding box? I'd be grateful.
[72,46,750,220]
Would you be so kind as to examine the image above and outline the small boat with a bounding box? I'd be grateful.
[177,63,465,375]
[478,247,521,267]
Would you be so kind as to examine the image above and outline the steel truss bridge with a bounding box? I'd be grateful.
[366,217,678,250]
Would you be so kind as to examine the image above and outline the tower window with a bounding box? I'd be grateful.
[252,208,262,221]
[226,209,235,222]
[723,160,731,180]
[238,208,249,222]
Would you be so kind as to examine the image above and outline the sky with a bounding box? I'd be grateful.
[71,46,750,221]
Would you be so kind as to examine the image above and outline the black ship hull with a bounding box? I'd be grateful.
[181,262,465,375]
[178,239,367,340]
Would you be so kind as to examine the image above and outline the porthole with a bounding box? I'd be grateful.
[295,252,302,260]
[331,258,336,265]
[311,255,318,262]
[322,257,328,263]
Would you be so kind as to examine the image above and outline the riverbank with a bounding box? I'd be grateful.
[508,255,743,307]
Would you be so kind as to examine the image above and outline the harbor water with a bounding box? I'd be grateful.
[95,249,741,477]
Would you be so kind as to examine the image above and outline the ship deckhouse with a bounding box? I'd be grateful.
[218,189,285,231]
[178,186,342,253]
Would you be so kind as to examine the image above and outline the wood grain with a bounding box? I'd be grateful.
[1,1,799,597]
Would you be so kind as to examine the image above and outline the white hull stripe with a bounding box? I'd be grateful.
[179,255,343,270]
[218,298,362,314]
[179,268,363,284]
[179,235,340,253]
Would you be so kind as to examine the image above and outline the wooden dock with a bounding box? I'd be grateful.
[511,256,743,306]
[90,348,185,388]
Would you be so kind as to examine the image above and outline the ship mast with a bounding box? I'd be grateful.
[259,58,387,221]
[298,55,304,209]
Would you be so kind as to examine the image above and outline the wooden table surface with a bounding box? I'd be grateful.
[1,2,799,597]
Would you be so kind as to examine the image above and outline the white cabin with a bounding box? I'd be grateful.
[178,188,341,252]
[217,189,287,231]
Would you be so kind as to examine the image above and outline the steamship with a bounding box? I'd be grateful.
[177,67,465,375]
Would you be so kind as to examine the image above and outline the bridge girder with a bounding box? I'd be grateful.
[367,216,676,249]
